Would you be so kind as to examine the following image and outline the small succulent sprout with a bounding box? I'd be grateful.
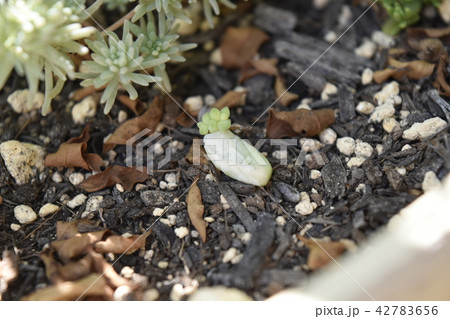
[198,107,272,186]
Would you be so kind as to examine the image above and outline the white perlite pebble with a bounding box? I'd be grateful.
[0,141,45,185]
[356,101,375,115]
[356,183,366,194]
[295,200,314,216]
[369,103,395,123]
[324,30,337,43]
[10,224,21,231]
[158,261,169,269]
[39,203,59,218]
[383,117,400,133]
[69,172,84,185]
[67,194,88,209]
[422,171,441,192]
[401,144,412,151]
[115,183,124,193]
[175,227,189,239]
[210,48,223,65]
[354,39,377,59]
[376,144,384,155]
[372,30,394,48]
[276,216,286,227]
[154,143,164,155]
[319,128,337,145]
[222,247,238,263]
[321,82,338,100]
[272,150,288,161]
[240,232,252,244]
[165,173,177,184]
[14,205,37,224]
[72,96,97,124]
[402,117,448,140]
[153,208,165,216]
[85,196,103,213]
[7,89,44,113]
[185,96,203,114]
[354,140,373,158]
[220,195,230,210]
[374,82,399,105]
[118,110,128,123]
[361,68,374,85]
[314,0,330,10]
[396,167,407,176]
[310,169,322,180]
[336,137,356,156]
[52,172,63,183]
[347,156,366,168]
[300,138,323,152]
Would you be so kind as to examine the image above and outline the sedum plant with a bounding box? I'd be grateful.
[198,107,273,186]
[0,0,238,115]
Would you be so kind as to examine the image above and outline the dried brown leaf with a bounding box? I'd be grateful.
[94,232,151,255]
[22,273,111,301]
[103,96,163,152]
[221,27,270,69]
[117,94,145,115]
[407,26,450,44]
[51,230,109,262]
[212,90,248,110]
[89,250,130,288]
[44,125,103,171]
[266,109,335,138]
[186,179,207,242]
[374,57,435,83]
[298,236,353,270]
[434,55,450,97]
[239,58,279,83]
[274,77,299,107]
[80,165,148,192]
[185,139,209,166]
[56,219,102,241]
[176,112,196,127]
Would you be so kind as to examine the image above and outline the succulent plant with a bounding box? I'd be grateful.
[77,20,170,114]
[0,0,96,115]
[104,0,131,12]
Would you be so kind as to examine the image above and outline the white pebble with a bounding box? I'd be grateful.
[314,0,330,10]
[153,208,165,216]
[167,215,176,226]
[72,95,97,124]
[354,39,376,59]
[52,172,63,183]
[157,261,169,269]
[143,288,160,301]
[372,30,394,48]
[210,48,223,65]
[69,172,84,185]
[382,117,400,133]
[154,143,165,155]
[205,173,215,182]
[185,96,203,114]
[295,201,314,216]
[338,5,352,27]
[7,89,44,113]
[321,82,338,100]
[204,217,214,223]
[276,216,286,227]
[231,254,243,264]
[114,183,124,193]
[347,156,366,168]
[319,128,337,145]
[401,144,412,151]
[402,117,448,140]
[191,230,199,238]
[336,137,356,156]
[396,167,407,176]
[374,82,399,105]
[67,194,87,209]
[354,140,373,158]
[165,173,177,184]
[167,182,177,191]
[356,101,375,115]
[170,283,185,301]
[118,110,128,123]
[204,94,216,106]
[310,169,322,180]
[159,180,167,190]
[300,138,323,152]
[300,191,310,202]
[272,150,288,161]
[369,103,395,123]
[355,183,366,194]
[361,68,374,85]
[85,196,103,213]
[222,247,238,263]
[240,232,252,244]
[14,205,37,224]
[10,224,21,231]
[0,141,45,185]
[422,171,441,192]
[220,194,230,210]
[38,203,59,218]
[113,286,134,301]
[175,227,189,239]
[376,144,384,155]
[324,30,337,43]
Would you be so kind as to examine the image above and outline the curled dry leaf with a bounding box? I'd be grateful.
[274,76,299,107]
[212,90,248,110]
[186,179,207,242]
[0,250,19,300]
[434,55,450,97]
[94,232,151,255]
[239,58,279,83]
[56,219,102,241]
[221,26,270,69]
[298,236,354,270]
[374,57,435,83]
[266,108,335,138]
[103,96,163,152]
[44,125,103,171]
[185,139,209,167]
[22,273,112,301]
[80,165,149,192]
[117,94,145,115]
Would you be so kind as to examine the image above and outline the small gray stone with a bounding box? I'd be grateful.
[141,190,175,207]
[274,182,301,203]
[254,3,297,34]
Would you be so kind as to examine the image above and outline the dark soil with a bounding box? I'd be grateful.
[1,0,450,300]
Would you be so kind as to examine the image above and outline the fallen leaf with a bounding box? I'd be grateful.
[374,57,435,83]
[44,125,103,171]
[117,94,145,115]
[185,139,209,167]
[51,230,109,262]
[0,250,19,300]
[406,26,450,44]
[22,273,111,301]
[103,96,163,152]
[80,165,149,192]
[56,219,102,241]
[176,112,196,127]
[89,250,131,288]
[94,232,150,255]
[434,54,450,97]
[274,76,299,106]
[212,90,248,110]
[266,108,335,138]
[298,236,354,270]
[239,58,279,83]
[186,179,207,242]
[221,26,270,69]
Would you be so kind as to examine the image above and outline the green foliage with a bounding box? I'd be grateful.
[104,0,130,12]
[197,107,231,135]
[381,0,443,35]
